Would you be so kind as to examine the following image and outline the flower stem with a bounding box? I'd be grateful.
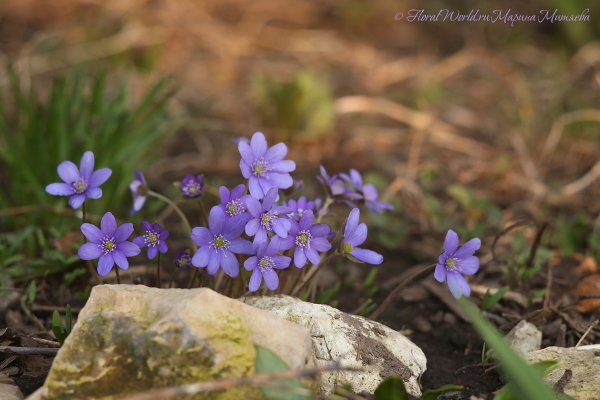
[114,267,121,284]
[147,190,197,251]
[291,253,338,297]
[368,263,437,321]
[189,268,199,289]
[316,197,333,224]
[168,268,178,288]
[197,199,208,226]
[156,252,162,288]
[82,201,103,286]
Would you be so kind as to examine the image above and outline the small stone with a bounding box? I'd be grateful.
[443,313,457,324]
[39,285,311,400]
[241,295,427,398]
[524,346,600,400]
[506,320,542,353]
[412,315,432,332]
[400,285,429,302]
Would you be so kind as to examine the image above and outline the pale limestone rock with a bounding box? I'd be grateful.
[38,285,311,400]
[506,320,542,353]
[524,346,600,400]
[240,295,427,397]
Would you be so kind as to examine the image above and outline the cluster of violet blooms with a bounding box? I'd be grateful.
[46,133,481,298]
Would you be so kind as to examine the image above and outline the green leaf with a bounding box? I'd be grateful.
[52,310,66,345]
[27,281,36,305]
[254,345,311,400]
[374,375,409,400]
[64,268,87,286]
[481,286,509,311]
[458,298,556,400]
[447,184,472,209]
[421,384,464,400]
[65,304,72,335]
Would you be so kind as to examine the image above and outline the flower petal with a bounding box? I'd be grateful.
[248,177,264,199]
[263,268,279,290]
[309,224,330,238]
[345,223,367,247]
[223,213,251,239]
[131,196,146,214]
[245,218,260,236]
[262,187,279,211]
[350,248,383,264]
[79,151,95,181]
[68,194,86,209]
[298,210,315,231]
[238,141,256,166]
[207,251,221,275]
[117,241,140,257]
[263,142,288,162]
[208,206,226,235]
[249,269,262,292]
[267,172,293,189]
[97,254,114,276]
[344,208,360,238]
[46,182,74,196]
[266,236,281,256]
[294,246,306,268]
[81,223,104,243]
[78,242,102,260]
[246,197,262,218]
[219,186,230,205]
[112,249,129,270]
[86,188,102,199]
[142,221,153,231]
[273,255,291,269]
[89,168,112,188]
[133,236,146,248]
[57,161,80,183]
[192,246,211,267]
[278,236,295,251]
[253,228,267,246]
[446,271,470,299]
[434,264,446,282]
[231,184,246,200]
[229,239,254,255]
[312,237,331,252]
[305,248,321,265]
[460,256,479,275]
[250,132,267,158]
[244,256,258,271]
[101,212,117,236]
[220,251,239,277]
[272,219,289,238]
[158,241,168,253]
[454,238,482,259]
[443,230,459,255]
[148,246,158,259]
[240,160,252,179]
[270,160,296,173]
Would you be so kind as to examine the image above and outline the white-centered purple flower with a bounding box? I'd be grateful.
[132,221,169,259]
[180,174,204,198]
[245,187,292,244]
[217,184,251,219]
[280,210,332,268]
[45,151,112,209]
[175,251,192,269]
[282,196,315,222]
[191,206,253,277]
[130,171,147,215]
[342,208,383,264]
[78,212,141,276]
[434,229,481,299]
[340,169,393,214]
[244,236,291,292]
[238,132,296,199]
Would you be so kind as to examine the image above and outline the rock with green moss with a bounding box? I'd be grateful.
[35,285,311,400]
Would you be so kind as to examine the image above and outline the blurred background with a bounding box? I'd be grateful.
[1,0,600,395]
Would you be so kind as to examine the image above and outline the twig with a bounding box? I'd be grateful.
[491,220,545,261]
[30,337,61,348]
[562,159,600,197]
[575,319,599,349]
[369,264,436,321]
[0,346,59,356]
[525,221,548,268]
[540,109,600,161]
[19,299,46,332]
[114,363,361,400]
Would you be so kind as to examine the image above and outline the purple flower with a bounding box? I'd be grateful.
[46,151,112,209]
[78,212,141,276]
[180,174,204,198]
[317,165,348,198]
[342,208,383,264]
[217,184,251,218]
[191,206,253,277]
[280,210,332,268]
[132,222,169,259]
[238,132,296,199]
[245,187,292,244]
[232,136,250,145]
[175,251,192,269]
[130,171,147,215]
[340,169,393,214]
[282,196,315,221]
[434,229,481,299]
[244,236,291,291]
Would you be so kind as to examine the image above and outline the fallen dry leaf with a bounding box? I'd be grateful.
[575,273,600,313]
[577,256,599,274]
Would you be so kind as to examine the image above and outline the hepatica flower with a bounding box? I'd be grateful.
[280,210,331,268]
[245,187,292,244]
[217,184,251,218]
[130,171,147,215]
[181,174,204,198]
[78,212,141,276]
[133,222,169,259]
[244,236,291,291]
[282,196,315,221]
[317,165,348,198]
[191,206,253,277]
[175,251,192,269]
[435,229,481,299]
[46,151,112,209]
[238,132,296,199]
[342,208,383,264]
[340,169,393,214]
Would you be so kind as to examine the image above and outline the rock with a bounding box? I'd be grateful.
[506,320,541,353]
[524,346,600,400]
[38,285,311,400]
[240,295,427,398]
